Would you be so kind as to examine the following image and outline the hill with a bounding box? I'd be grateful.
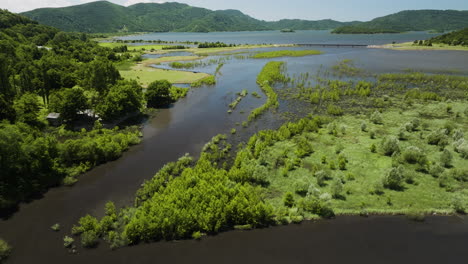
[21,1,356,33]
[332,10,468,34]
[429,27,468,46]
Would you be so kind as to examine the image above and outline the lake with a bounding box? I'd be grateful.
[1,31,467,264]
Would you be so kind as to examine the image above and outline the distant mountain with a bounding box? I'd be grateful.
[332,10,468,34]
[21,1,356,33]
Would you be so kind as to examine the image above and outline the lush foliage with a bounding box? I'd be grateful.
[252,50,322,59]
[248,61,287,122]
[428,28,468,46]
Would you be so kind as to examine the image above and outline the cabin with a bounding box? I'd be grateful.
[46,113,61,126]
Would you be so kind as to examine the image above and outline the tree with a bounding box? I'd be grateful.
[145,80,173,108]
[0,95,15,122]
[59,87,89,121]
[382,166,405,190]
[440,149,453,168]
[97,80,143,121]
[82,58,120,96]
[13,93,40,124]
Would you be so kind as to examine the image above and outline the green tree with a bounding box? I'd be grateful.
[13,93,40,124]
[59,87,89,121]
[97,80,143,121]
[145,80,173,108]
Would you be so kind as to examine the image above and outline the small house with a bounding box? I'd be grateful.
[47,113,61,126]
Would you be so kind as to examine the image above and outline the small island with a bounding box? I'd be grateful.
[280,28,295,33]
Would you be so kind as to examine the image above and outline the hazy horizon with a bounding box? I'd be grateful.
[1,0,468,22]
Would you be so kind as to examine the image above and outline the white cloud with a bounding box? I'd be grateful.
[1,0,74,13]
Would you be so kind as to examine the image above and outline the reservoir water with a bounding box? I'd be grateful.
[1,31,467,264]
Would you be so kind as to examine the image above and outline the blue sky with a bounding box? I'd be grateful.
[2,0,468,21]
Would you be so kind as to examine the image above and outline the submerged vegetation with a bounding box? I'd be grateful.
[70,51,468,249]
[248,61,287,122]
[252,50,323,59]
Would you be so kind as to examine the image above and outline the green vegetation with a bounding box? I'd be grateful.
[71,63,468,249]
[0,10,198,212]
[229,90,248,110]
[191,76,216,87]
[252,50,323,59]
[333,10,468,34]
[198,42,234,48]
[425,28,468,47]
[0,239,11,263]
[51,223,61,231]
[63,236,74,248]
[248,61,287,122]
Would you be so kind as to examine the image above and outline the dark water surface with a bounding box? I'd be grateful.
[1,32,468,263]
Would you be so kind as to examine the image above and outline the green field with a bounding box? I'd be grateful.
[252,50,323,59]
[261,102,468,215]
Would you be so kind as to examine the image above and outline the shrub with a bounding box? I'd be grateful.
[63,236,74,248]
[327,104,343,116]
[381,136,400,156]
[398,127,407,140]
[427,129,448,146]
[298,196,335,218]
[0,239,11,262]
[315,170,330,186]
[370,111,383,124]
[283,192,295,207]
[360,121,367,132]
[51,223,60,232]
[451,194,466,214]
[402,146,427,165]
[453,139,468,159]
[370,130,376,139]
[192,231,202,240]
[452,129,464,141]
[330,178,344,198]
[81,230,99,248]
[370,143,377,153]
[338,155,347,170]
[382,166,405,190]
[429,164,444,178]
[294,180,310,196]
[440,149,453,168]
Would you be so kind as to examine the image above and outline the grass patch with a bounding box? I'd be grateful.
[252,50,323,59]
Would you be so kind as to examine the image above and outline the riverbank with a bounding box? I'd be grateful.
[370,42,468,51]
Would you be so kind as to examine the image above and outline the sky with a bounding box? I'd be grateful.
[2,0,468,21]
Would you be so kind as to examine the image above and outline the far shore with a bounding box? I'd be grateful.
[369,42,468,51]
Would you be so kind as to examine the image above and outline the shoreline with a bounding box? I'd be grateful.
[369,42,468,51]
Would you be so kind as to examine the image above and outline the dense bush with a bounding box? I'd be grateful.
[370,111,383,124]
[382,166,405,190]
[402,146,427,165]
[381,136,400,156]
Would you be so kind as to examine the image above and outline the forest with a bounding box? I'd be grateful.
[0,10,185,213]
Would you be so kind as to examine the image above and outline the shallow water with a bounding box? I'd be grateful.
[1,32,468,264]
